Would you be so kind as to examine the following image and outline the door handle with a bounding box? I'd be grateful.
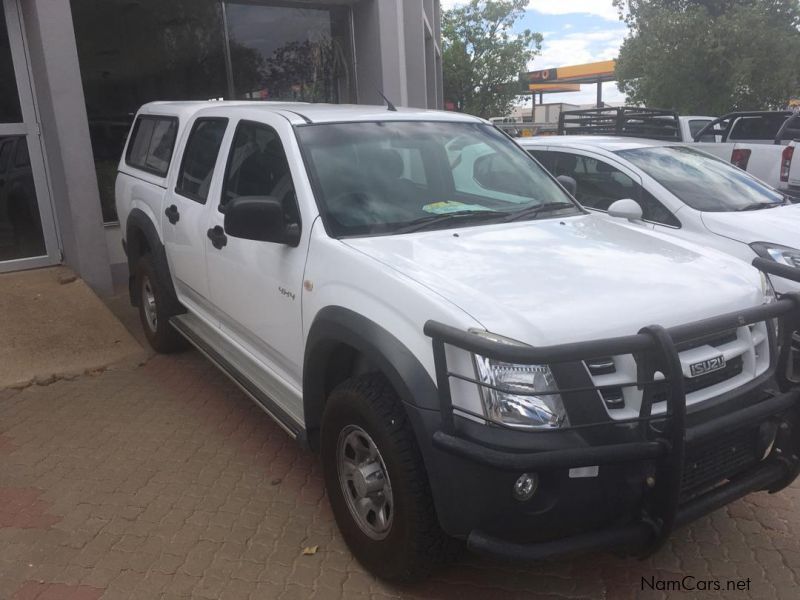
[165,204,180,224]
[207,225,227,249]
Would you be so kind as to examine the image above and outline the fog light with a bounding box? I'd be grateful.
[513,473,538,501]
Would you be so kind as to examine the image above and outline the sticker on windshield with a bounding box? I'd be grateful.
[422,201,494,214]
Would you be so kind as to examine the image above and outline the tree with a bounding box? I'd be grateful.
[443,0,542,118]
[613,0,800,114]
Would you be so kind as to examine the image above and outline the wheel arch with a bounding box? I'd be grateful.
[125,208,180,312]
[303,306,440,451]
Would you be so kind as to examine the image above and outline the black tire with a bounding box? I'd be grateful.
[134,254,188,353]
[320,373,454,582]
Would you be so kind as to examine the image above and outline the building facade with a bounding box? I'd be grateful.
[0,0,443,293]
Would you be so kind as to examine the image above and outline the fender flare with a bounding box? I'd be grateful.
[125,208,181,313]
[303,306,440,444]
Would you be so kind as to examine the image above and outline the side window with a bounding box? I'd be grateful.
[548,151,680,226]
[126,115,178,177]
[222,120,299,223]
[689,119,714,142]
[528,149,556,172]
[639,188,681,227]
[176,118,228,204]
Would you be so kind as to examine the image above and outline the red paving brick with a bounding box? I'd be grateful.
[0,350,799,599]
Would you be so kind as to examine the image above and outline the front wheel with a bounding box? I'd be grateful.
[320,373,454,582]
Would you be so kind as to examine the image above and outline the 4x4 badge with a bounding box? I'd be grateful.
[689,355,726,377]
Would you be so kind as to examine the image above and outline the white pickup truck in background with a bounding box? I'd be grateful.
[693,111,800,201]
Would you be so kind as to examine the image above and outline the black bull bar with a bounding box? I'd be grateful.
[423,258,800,560]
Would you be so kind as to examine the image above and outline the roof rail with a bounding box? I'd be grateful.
[558,107,681,141]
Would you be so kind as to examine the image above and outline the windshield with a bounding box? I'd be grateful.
[295,121,580,237]
[616,145,785,211]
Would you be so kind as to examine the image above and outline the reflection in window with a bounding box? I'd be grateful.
[0,9,23,123]
[71,1,354,222]
[225,3,354,103]
[0,136,46,261]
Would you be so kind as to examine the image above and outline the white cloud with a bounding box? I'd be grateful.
[529,0,619,21]
[531,28,624,69]
[441,1,620,21]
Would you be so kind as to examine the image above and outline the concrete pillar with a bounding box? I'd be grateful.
[19,0,112,295]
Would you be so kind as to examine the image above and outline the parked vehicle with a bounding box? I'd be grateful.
[519,135,800,374]
[559,108,800,200]
[117,101,800,582]
[558,107,715,143]
[692,112,800,201]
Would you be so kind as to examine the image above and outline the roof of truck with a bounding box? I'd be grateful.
[516,135,681,152]
[138,101,486,125]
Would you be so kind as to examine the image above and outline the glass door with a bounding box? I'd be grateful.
[0,0,59,272]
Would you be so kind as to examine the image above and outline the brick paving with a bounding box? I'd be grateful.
[1,351,800,599]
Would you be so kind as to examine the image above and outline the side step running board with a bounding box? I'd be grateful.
[170,314,307,444]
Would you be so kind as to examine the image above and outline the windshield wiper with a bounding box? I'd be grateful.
[501,202,576,223]
[393,210,502,234]
[736,202,783,211]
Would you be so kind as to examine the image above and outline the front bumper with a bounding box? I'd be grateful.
[419,259,800,561]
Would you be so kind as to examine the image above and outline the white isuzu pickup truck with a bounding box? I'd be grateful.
[116,101,800,582]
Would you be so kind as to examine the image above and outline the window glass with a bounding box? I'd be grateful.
[222,121,298,223]
[71,0,229,220]
[0,139,13,172]
[617,145,785,212]
[0,9,23,123]
[176,118,228,203]
[728,115,788,141]
[126,117,155,170]
[689,119,714,142]
[14,137,29,167]
[297,121,579,238]
[224,3,354,103]
[126,116,178,176]
[535,150,679,226]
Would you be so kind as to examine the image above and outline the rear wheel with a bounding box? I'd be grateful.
[321,373,454,582]
[134,254,188,353]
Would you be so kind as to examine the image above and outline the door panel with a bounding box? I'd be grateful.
[162,117,228,312]
[205,116,307,387]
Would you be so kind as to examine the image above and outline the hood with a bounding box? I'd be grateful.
[344,215,766,346]
[700,203,800,249]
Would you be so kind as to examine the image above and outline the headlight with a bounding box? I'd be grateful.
[760,271,777,304]
[751,242,800,269]
[470,330,568,429]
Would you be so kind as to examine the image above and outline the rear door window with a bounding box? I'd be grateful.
[125,115,179,177]
[175,118,228,204]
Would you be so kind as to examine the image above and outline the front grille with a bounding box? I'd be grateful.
[680,425,759,502]
[650,356,745,404]
[684,355,744,394]
[676,329,738,352]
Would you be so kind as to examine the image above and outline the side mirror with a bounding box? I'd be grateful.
[224,196,301,246]
[607,199,643,222]
[556,175,577,196]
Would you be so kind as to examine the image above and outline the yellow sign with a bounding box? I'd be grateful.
[528,83,581,93]
[524,60,617,85]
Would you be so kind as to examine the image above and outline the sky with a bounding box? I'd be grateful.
[439,0,628,107]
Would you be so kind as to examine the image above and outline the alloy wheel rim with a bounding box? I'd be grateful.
[336,424,394,540]
[141,276,158,333]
